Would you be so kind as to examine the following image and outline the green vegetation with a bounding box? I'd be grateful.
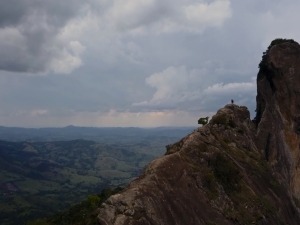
[198,116,209,126]
[211,114,236,128]
[0,127,194,225]
[211,114,228,125]
[259,38,297,70]
[0,139,153,225]
[26,188,122,225]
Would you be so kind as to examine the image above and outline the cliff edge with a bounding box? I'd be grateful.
[97,39,300,225]
[256,39,300,201]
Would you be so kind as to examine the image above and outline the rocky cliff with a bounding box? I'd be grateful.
[256,39,300,201]
[97,39,300,225]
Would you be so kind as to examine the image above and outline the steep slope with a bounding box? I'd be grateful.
[97,39,300,225]
[98,105,299,225]
[256,39,300,201]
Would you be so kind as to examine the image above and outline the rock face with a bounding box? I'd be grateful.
[97,39,300,225]
[255,39,300,200]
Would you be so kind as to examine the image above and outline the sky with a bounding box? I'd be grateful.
[0,0,299,127]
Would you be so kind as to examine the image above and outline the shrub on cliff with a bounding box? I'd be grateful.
[198,116,209,126]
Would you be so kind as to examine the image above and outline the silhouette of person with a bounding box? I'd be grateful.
[231,99,234,104]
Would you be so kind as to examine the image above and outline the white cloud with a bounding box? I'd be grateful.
[134,66,256,113]
[0,0,87,74]
[105,0,163,30]
[258,3,300,45]
[0,0,232,74]
[201,80,256,109]
[29,109,48,117]
[203,81,255,96]
[48,41,85,74]
[184,0,232,29]
[134,66,204,106]
[103,0,232,34]
[0,27,24,46]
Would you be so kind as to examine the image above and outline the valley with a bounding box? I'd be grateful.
[0,126,195,225]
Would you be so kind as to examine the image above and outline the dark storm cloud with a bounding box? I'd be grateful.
[0,0,25,27]
[0,0,85,73]
[0,0,84,29]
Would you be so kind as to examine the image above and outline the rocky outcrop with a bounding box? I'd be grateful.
[97,39,300,225]
[255,39,300,201]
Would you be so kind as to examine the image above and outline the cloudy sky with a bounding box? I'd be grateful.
[0,0,299,127]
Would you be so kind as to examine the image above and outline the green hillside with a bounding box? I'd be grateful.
[0,127,194,225]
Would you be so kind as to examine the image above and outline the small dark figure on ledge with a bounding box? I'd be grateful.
[231,99,234,104]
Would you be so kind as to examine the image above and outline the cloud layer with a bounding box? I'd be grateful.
[104,0,231,34]
[0,0,232,74]
[0,0,86,73]
[134,66,256,113]
[0,0,300,127]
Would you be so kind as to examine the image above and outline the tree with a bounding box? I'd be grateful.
[198,116,209,126]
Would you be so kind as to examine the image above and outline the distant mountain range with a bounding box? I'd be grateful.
[0,126,195,225]
[0,126,196,142]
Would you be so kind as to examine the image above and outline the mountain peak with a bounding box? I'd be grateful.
[97,40,300,224]
[256,38,300,201]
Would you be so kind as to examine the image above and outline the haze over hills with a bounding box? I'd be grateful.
[0,126,195,142]
[0,126,195,225]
